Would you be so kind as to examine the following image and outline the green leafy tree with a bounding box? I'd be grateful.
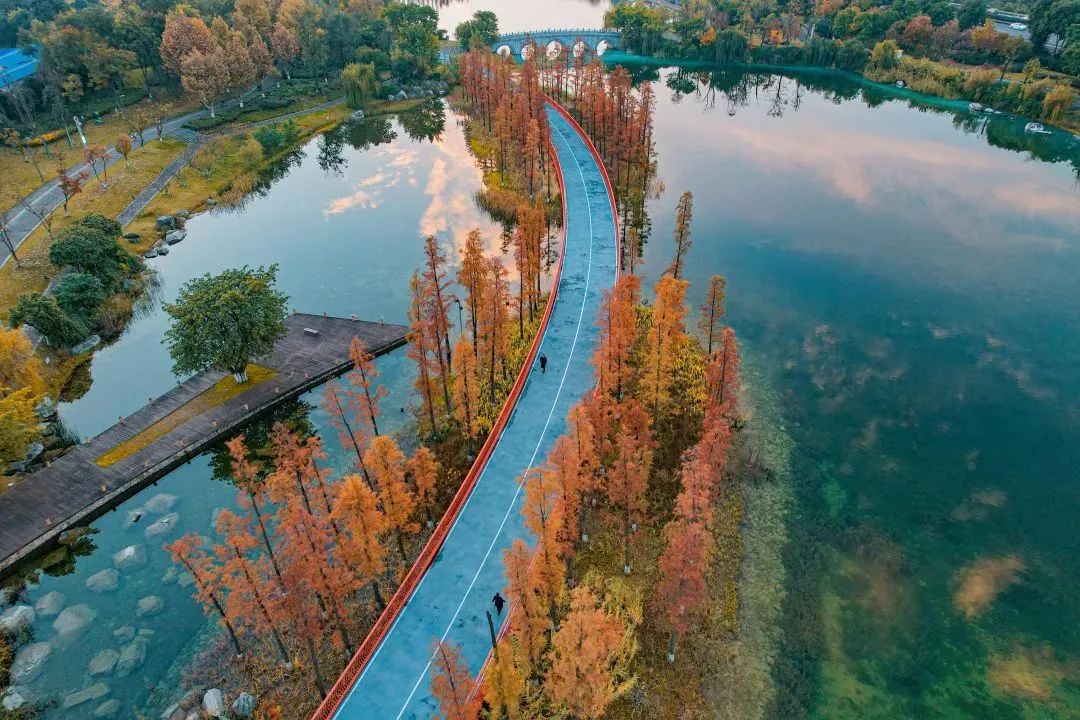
[164,265,289,382]
[1030,0,1080,55]
[455,10,499,51]
[957,0,988,30]
[870,39,901,69]
[342,62,379,108]
[48,215,139,291]
[9,293,88,347]
[54,273,107,326]
[253,125,285,156]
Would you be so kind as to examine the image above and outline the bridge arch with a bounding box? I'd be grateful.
[490,28,623,60]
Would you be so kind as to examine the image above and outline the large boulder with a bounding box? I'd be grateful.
[116,636,148,677]
[86,568,120,593]
[88,648,119,676]
[10,642,51,683]
[177,572,194,588]
[0,604,35,633]
[202,688,227,717]
[62,682,109,709]
[231,692,257,718]
[156,215,175,230]
[34,590,66,617]
[113,625,135,642]
[136,595,165,617]
[122,508,145,529]
[1,686,32,711]
[93,698,122,717]
[113,544,147,569]
[145,512,179,539]
[144,493,178,515]
[164,229,187,245]
[52,604,96,638]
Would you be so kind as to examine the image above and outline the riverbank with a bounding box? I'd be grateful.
[601,50,1080,139]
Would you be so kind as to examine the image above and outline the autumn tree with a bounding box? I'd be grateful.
[421,235,455,413]
[333,474,389,609]
[668,191,693,279]
[212,510,292,666]
[545,586,626,718]
[160,12,215,75]
[83,145,109,186]
[365,435,418,560]
[697,275,726,355]
[457,229,488,353]
[57,169,86,214]
[522,467,565,619]
[408,445,440,529]
[181,48,230,118]
[641,275,690,418]
[409,272,442,435]
[605,400,654,575]
[452,338,482,441]
[503,539,548,667]
[593,275,640,400]
[0,328,44,397]
[115,135,132,166]
[322,379,373,486]
[655,520,711,664]
[485,639,526,720]
[707,326,741,418]
[479,257,511,410]
[166,533,244,657]
[348,335,387,436]
[430,641,481,720]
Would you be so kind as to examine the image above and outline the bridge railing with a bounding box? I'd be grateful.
[495,28,622,42]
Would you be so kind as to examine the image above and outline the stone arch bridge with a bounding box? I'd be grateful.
[491,29,622,59]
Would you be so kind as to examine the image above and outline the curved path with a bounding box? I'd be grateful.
[314,100,618,720]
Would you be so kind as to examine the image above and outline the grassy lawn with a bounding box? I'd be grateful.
[125,104,352,241]
[0,138,188,321]
[94,363,277,468]
[0,93,199,211]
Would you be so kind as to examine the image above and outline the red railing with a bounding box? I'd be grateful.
[308,100,576,720]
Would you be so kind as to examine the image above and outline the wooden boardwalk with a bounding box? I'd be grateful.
[0,313,407,575]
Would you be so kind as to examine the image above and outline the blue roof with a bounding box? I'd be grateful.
[0,48,39,89]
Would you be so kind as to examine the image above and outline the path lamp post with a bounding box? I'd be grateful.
[453,298,464,344]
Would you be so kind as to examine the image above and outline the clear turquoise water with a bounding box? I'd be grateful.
[4,0,1080,715]
[630,67,1080,718]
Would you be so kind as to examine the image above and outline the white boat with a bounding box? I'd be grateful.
[969,102,984,111]
[1024,122,1050,134]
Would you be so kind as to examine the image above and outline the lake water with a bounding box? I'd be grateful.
[4,1,1080,717]
[630,66,1080,718]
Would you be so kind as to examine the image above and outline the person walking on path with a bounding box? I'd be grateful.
[492,592,505,616]
[539,353,548,374]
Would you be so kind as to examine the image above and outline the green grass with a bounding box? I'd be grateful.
[94,364,278,468]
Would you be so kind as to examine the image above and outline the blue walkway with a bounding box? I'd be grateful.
[329,104,618,718]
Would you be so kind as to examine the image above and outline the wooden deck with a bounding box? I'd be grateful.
[0,313,408,575]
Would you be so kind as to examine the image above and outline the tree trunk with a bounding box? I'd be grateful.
[667,629,678,664]
[307,636,328,698]
[371,580,386,611]
[232,367,249,383]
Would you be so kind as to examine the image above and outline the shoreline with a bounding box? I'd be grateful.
[601,51,1080,141]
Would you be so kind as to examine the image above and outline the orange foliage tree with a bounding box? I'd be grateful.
[544,586,626,718]
[430,641,481,720]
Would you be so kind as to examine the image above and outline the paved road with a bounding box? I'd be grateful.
[323,102,618,719]
[1,92,345,266]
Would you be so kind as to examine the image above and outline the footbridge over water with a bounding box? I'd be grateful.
[492,29,622,59]
[312,98,619,720]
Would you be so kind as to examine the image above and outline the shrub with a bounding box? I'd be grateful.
[253,125,284,156]
[356,46,391,71]
[9,293,88,347]
[49,214,141,291]
[54,273,107,326]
